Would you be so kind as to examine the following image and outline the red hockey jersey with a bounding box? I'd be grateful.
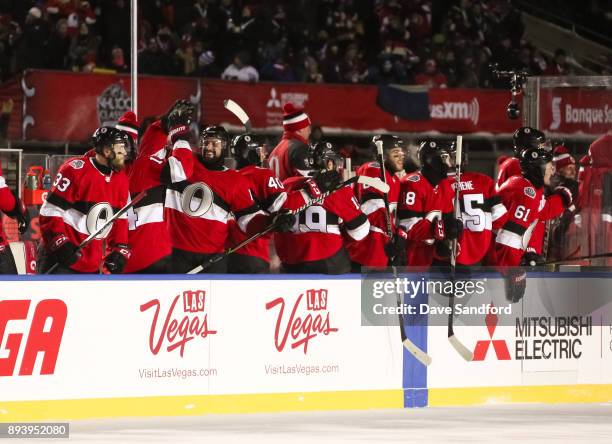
[496,157,521,190]
[166,160,267,254]
[39,155,129,272]
[125,120,194,272]
[227,165,306,262]
[274,177,370,265]
[346,161,400,267]
[398,172,454,266]
[268,132,313,180]
[0,166,16,249]
[443,172,508,265]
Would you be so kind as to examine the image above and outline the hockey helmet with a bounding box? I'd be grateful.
[371,134,404,155]
[92,126,130,154]
[312,141,342,170]
[199,125,229,156]
[512,127,548,157]
[231,133,264,167]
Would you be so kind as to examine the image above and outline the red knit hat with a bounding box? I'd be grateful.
[552,145,575,169]
[115,110,139,141]
[282,102,310,132]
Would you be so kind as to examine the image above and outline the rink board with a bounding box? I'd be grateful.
[1,274,612,420]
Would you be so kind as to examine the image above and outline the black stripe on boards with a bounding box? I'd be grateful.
[131,185,165,208]
[503,219,527,236]
[167,181,231,213]
[45,192,121,214]
[344,212,368,231]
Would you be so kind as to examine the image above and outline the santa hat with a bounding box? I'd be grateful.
[552,145,575,170]
[282,102,310,133]
[115,111,139,141]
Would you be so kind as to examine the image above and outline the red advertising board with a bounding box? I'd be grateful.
[0,71,546,141]
[202,79,520,134]
[21,70,200,142]
[538,88,612,136]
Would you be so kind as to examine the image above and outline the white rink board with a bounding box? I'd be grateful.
[0,278,403,402]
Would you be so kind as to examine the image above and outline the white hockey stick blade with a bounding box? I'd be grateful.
[356,175,389,193]
[402,337,432,366]
[9,242,26,275]
[455,135,463,166]
[224,99,251,131]
[448,334,473,361]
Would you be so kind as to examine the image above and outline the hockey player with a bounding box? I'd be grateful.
[38,127,131,274]
[441,144,508,266]
[227,133,305,273]
[0,164,30,274]
[124,100,195,273]
[268,102,314,180]
[347,135,404,270]
[274,143,370,274]
[166,126,294,273]
[496,127,547,190]
[398,141,461,267]
[495,137,576,268]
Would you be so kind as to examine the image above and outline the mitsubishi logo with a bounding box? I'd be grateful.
[267,88,281,108]
[473,305,511,361]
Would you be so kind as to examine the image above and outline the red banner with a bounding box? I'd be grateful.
[202,79,520,134]
[538,87,612,136]
[0,71,530,141]
[21,70,200,142]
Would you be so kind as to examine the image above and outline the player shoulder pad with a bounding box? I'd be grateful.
[69,159,85,169]
[524,186,536,199]
[406,173,420,182]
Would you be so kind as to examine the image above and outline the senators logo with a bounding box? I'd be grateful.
[266,289,338,354]
[140,290,217,358]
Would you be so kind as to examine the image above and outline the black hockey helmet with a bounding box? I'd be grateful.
[92,126,130,154]
[312,141,342,170]
[231,133,264,167]
[512,127,547,157]
[417,140,453,184]
[199,125,230,155]
[517,133,553,188]
[371,134,404,155]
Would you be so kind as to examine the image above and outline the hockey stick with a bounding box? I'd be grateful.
[448,135,473,361]
[224,99,252,132]
[376,141,432,366]
[45,190,147,274]
[187,175,389,274]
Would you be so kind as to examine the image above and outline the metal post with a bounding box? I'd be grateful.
[131,0,138,116]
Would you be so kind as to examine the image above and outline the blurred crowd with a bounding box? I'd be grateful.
[0,0,609,85]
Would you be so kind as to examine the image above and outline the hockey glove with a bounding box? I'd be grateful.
[311,170,342,194]
[442,214,463,240]
[271,211,296,232]
[434,240,452,260]
[6,197,30,235]
[502,268,527,303]
[384,230,407,264]
[553,178,578,208]
[50,234,80,267]
[104,244,131,274]
[520,250,545,267]
[162,99,195,133]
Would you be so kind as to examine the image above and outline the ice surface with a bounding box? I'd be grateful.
[67,403,612,443]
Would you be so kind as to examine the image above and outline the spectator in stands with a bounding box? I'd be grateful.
[197,50,221,78]
[414,59,447,88]
[109,46,128,73]
[46,18,70,69]
[68,22,100,72]
[302,56,324,83]
[138,37,176,76]
[544,48,574,76]
[16,7,49,70]
[221,51,259,82]
[365,54,407,85]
